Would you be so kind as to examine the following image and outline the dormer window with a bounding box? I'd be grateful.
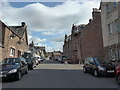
[10,33,16,39]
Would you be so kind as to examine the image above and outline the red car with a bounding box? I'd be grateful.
[116,65,120,85]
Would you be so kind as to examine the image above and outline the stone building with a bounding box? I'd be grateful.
[46,52,54,60]
[53,51,62,60]
[29,41,46,58]
[63,8,104,64]
[0,21,3,60]
[0,21,28,60]
[100,2,120,65]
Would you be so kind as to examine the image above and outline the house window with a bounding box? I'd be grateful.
[115,47,119,61]
[106,3,112,14]
[110,48,115,61]
[110,47,119,61]
[118,47,120,61]
[113,2,117,8]
[108,23,113,35]
[10,47,15,56]
[18,50,21,57]
[106,2,117,14]
[115,19,119,32]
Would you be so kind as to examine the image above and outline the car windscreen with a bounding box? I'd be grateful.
[25,58,33,62]
[22,54,33,59]
[1,58,20,65]
[36,57,39,59]
[62,56,67,59]
[94,58,108,65]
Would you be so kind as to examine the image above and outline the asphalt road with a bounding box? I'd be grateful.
[1,60,120,88]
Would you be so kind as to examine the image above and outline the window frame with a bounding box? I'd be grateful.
[10,47,15,56]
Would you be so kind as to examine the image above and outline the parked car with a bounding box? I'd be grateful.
[58,57,62,62]
[22,54,36,70]
[116,64,120,85]
[60,56,67,63]
[60,56,71,64]
[42,57,45,61]
[83,57,115,77]
[0,57,28,81]
[35,57,43,63]
[34,57,39,65]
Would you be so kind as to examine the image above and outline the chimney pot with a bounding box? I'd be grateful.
[21,22,26,27]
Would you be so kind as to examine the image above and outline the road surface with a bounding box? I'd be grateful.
[1,60,120,89]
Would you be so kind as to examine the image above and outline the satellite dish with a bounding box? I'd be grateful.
[18,40,22,44]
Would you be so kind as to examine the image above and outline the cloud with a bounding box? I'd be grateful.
[46,45,54,52]
[1,0,100,32]
[52,41,64,52]
[1,0,100,51]
[50,36,64,52]
[51,36,64,42]
[28,35,46,45]
[42,31,55,36]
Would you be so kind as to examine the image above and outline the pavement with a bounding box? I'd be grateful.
[35,64,83,70]
[36,60,83,70]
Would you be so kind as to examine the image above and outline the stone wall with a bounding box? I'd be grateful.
[0,47,2,61]
[2,23,28,59]
[80,13,104,61]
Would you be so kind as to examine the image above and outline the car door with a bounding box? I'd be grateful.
[89,58,95,72]
[20,58,27,74]
[85,58,91,71]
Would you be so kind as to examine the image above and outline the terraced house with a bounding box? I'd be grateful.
[100,2,120,65]
[0,21,3,60]
[0,20,28,61]
[63,8,104,64]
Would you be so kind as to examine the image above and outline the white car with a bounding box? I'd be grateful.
[36,57,43,63]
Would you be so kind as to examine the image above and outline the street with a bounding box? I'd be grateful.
[1,1,120,90]
[1,60,120,88]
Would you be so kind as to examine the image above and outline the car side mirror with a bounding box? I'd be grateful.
[90,62,94,65]
[21,61,26,65]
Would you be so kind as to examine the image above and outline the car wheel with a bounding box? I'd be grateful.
[83,67,87,73]
[94,70,99,77]
[30,66,33,70]
[34,65,36,68]
[16,71,21,80]
[25,68,28,74]
[31,67,33,70]
[117,75,120,85]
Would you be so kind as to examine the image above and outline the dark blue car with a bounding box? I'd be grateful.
[0,57,28,81]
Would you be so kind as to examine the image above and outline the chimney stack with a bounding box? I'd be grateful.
[92,8,101,19]
[89,19,92,24]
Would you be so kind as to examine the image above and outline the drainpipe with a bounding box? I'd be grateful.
[79,32,82,64]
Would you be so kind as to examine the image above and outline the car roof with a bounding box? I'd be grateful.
[5,57,21,59]
[4,57,22,60]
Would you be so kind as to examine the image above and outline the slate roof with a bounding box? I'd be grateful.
[9,26,26,38]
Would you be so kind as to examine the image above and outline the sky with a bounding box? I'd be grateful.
[0,0,100,52]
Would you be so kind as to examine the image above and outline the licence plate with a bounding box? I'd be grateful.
[0,74,6,77]
[107,70,114,73]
